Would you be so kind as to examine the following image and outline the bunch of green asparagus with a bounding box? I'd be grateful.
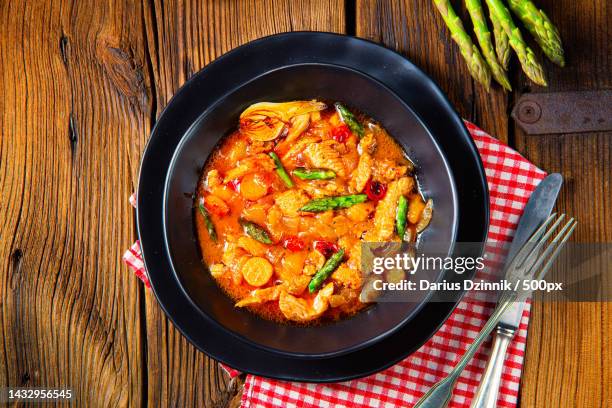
[433,0,564,90]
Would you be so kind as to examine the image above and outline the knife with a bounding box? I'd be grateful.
[470,173,563,408]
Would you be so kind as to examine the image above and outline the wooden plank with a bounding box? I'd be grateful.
[2,1,608,407]
[513,1,612,407]
[141,1,345,406]
[0,0,150,405]
[356,0,511,143]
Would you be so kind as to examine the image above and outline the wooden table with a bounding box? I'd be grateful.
[1,1,610,406]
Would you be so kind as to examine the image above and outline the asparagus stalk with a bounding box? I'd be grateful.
[508,0,564,67]
[485,0,547,86]
[465,0,512,91]
[198,203,217,243]
[334,103,364,138]
[292,167,336,180]
[433,0,491,90]
[488,4,511,69]
[300,194,368,212]
[269,152,293,188]
[308,249,345,293]
[239,219,272,244]
[396,196,409,241]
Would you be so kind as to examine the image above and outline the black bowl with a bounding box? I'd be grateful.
[164,63,458,357]
[137,32,489,381]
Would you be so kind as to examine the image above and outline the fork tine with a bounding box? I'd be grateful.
[537,214,567,244]
[515,214,565,269]
[525,217,575,279]
[528,212,558,243]
[520,214,566,265]
[533,220,577,281]
[511,213,559,268]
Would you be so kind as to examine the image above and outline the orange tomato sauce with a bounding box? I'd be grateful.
[195,102,426,324]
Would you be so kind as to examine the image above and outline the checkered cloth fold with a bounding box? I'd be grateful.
[123,121,545,407]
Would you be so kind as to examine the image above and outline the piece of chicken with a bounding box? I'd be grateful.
[283,275,311,296]
[278,282,334,322]
[338,236,363,271]
[296,179,347,198]
[331,263,362,289]
[247,140,275,155]
[365,176,414,242]
[303,140,346,177]
[349,131,377,192]
[280,134,322,162]
[234,273,311,308]
[240,101,326,141]
[302,250,326,276]
[329,287,358,308]
[274,189,311,217]
[358,132,377,155]
[372,159,409,183]
[223,154,275,183]
[235,285,282,307]
[350,151,373,193]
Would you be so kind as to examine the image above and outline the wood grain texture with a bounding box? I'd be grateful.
[356,0,511,143]
[1,0,610,407]
[1,1,344,406]
[140,1,344,407]
[0,0,150,406]
[511,1,612,407]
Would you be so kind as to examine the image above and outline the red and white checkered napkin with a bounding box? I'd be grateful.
[123,121,546,408]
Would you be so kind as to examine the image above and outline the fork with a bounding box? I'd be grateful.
[414,213,577,408]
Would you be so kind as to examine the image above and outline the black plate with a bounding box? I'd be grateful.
[164,63,458,357]
[138,32,489,381]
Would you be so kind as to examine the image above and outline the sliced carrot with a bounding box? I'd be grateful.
[241,257,273,287]
[204,195,230,216]
[407,196,426,224]
[240,173,269,201]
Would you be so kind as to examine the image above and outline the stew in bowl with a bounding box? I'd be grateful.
[196,100,433,324]
[163,64,457,356]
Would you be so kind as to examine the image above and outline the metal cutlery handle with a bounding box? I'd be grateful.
[470,327,515,408]
[415,298,514,408]
[412,376,456,408]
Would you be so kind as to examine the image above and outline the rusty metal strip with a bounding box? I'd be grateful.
[511,90,612,135]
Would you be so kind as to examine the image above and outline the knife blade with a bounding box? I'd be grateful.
[498,173,563,329]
